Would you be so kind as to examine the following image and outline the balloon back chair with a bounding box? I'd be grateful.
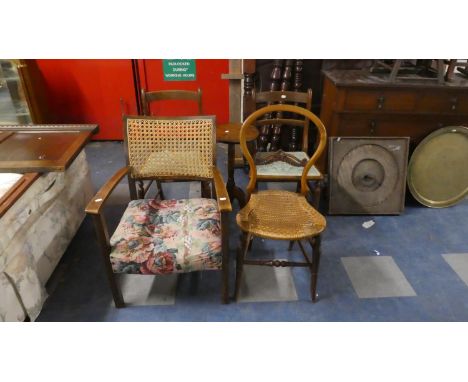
[85,115,232,307]
[235,104,327,302]
[253,89,324,209]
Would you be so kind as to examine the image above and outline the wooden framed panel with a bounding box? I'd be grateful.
[0,124,97,173]
[328,136,410,215]
[0,173,40,218]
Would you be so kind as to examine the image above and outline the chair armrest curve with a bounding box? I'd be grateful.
[212,166,232,213]
[85,166,130,215]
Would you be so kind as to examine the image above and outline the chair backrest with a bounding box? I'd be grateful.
[140,88,203,116]
[123,115,216,181]
[254,89,312,152]
[240,104,326,199]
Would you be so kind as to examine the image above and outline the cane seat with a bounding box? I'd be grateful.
[236,190,326,240]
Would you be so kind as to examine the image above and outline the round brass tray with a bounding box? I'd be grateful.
[407,126,468,208]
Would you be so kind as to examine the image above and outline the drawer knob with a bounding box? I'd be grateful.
[450,97,458,111]
[377,96,385,109]
[370,120,377,134]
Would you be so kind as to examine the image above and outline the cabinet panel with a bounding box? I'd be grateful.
[336,114,468,145]
[319,70,468,174]
[344,89,416,112]
[417,92,468,114]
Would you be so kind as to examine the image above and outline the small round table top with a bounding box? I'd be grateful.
[216,123,259,144]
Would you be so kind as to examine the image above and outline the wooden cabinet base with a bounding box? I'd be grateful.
[319,70,468,174]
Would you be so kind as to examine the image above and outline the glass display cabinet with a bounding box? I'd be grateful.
[0,59,47,125]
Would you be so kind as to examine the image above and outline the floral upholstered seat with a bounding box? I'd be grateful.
[109,198,222,275]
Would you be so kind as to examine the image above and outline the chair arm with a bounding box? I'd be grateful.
[212,166,232,213]
[85,166,130,215]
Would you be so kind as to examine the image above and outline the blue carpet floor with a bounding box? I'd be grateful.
[36,141,468,321]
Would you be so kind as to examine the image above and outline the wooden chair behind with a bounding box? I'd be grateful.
[141,88,203,116]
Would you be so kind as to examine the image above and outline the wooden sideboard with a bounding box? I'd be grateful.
[318,70,468,173]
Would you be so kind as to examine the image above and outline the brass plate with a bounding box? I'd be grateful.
[408,126,468,208]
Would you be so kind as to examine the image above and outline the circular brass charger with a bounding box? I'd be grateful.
[407,126,468,208]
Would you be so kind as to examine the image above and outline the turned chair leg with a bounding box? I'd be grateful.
[201,180,212,199]
[234,232,250,301]
[128,177,138,200]
[137,180,145,199]
[156,180,164,200]
[311,235,322,302]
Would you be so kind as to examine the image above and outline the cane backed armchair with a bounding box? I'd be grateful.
[235,104,327,302]
[253,89,324,208]
[138,88,203,200]
[85,115,232,307]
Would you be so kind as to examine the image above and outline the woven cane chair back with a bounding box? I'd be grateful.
[240,104,327,199]
[124,115,216,180]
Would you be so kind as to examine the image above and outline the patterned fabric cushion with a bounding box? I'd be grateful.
[109,198,222,275]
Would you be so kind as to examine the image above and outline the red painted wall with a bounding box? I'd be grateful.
[138,59,229,124]
[35,59,229,140]
[35,59,137,140]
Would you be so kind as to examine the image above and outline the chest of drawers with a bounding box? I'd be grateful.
[318,70,468,173]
